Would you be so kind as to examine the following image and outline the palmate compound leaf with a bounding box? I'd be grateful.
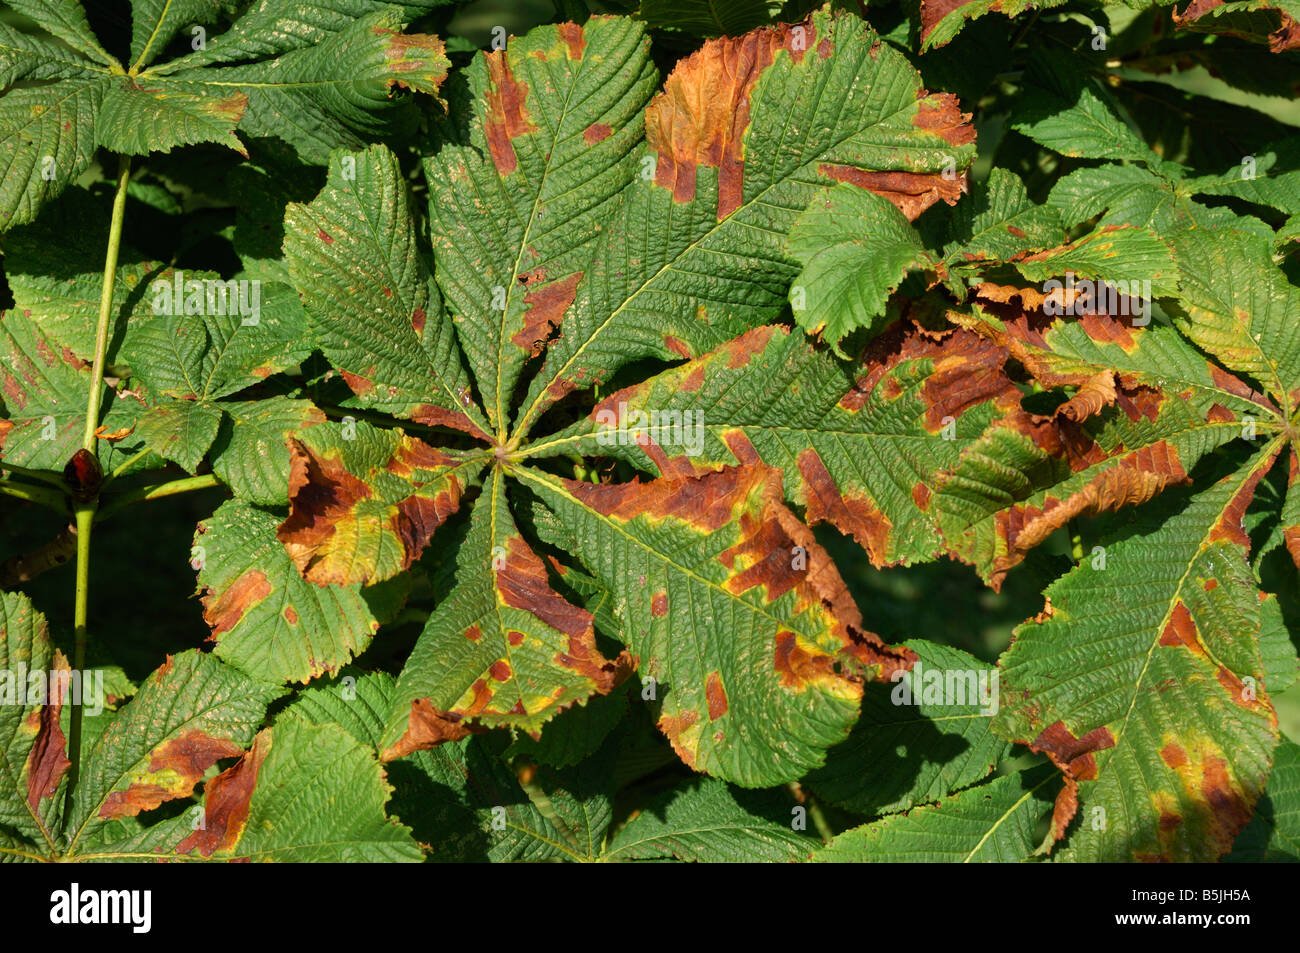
[0,0,451,229]
[813,763,1060,862]
[494,8,977,440]
[379,467,635,759]
[0,591,70,859]
[937,229,1300,859]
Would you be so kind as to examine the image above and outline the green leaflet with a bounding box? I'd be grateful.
[806,640,1013,818]
[814,765,1059,862]
[788,185,936,352]
[285,146,491,439]
[425,16,659,433]
[379,467,632,754]
[277,420,485,586]
[515,462,912,787]
[134,399,223,472]
[1013,48,1157,165]
[0,591,66,857]
[0,0,450,229]
[195,500,399,684]
[93,715,423,862]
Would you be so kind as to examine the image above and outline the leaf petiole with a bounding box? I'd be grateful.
[95,474,224,523]
[0,479,69,513]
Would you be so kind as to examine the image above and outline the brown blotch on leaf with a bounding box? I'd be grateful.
[490,660,512,683]
[912,93,977,148]
[513,271,582,356]
[25,651,70,813]
[101,729,246,820]
[705,671,728,721]
[278,437,463,585]
[338,367,375,397]
[840,320,1019,426]
[651,590,669,617]
[1159,602,1202,653]
[1029,721,1116,844]
[496,533,634,694]
[583,122,612,144]
[483,51,537,175]
[176,730,270,857]
[797,448,893,566]
[1056,370,1117,422]
[818,163,966,221]
[1208,451,1280,548]
[644,20,810,218]
[1161,742,1189,769]
[381,698,476,761]
[659,709,700,768]
[201,569,272,638]
[556,21,586,59]
[664,335,692,358]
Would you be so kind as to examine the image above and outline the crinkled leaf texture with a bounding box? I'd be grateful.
[279,8,984,789]
[0,0,451,230]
